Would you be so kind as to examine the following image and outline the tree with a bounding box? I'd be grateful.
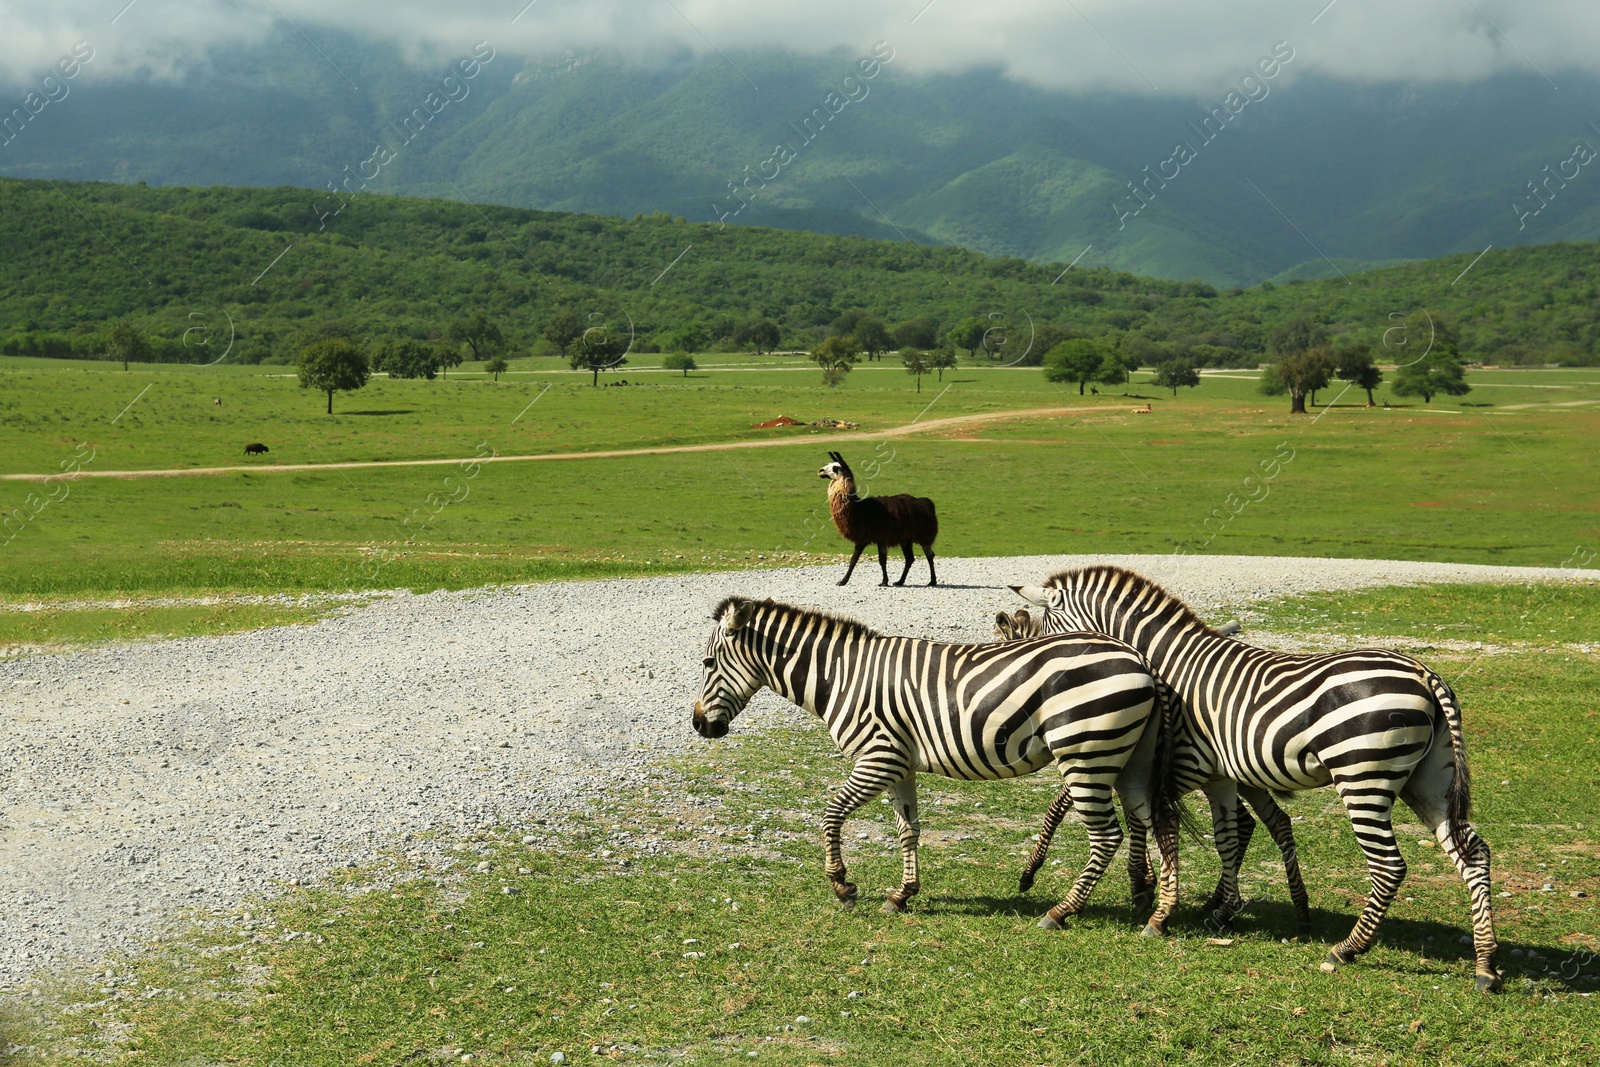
[106,319,152,371]
[929,346,958,381]
[447,311,505,367]
[570,325,628,386]
[1392,350,1471,404]
[902,349,931,392]
[485,356,509,381]
[662,352,697,377]
[1267,317,1330,358]
[946,317,987,359]
[811,334,860,387]
[375,339,442,380]
[854,317,894,362]
[733,318,780,354]
[1259,346,1335,414]
[894,318,938,349]
[1336,343,1383,407]
[1152,357,1201,396]
[542,309,583,357]
[298,338,370,414]
[1043,338,1122,394]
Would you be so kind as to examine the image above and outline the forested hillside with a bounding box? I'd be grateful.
[2,178,1597,367]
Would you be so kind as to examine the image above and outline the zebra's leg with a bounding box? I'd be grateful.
[1201,780,1250,930]
[1401,757,1501,991]
[1238,785,1312,939]
[1323,783,1406,971]
[893,543,914,586]
[921,543,937,587]
[1021,785,1074,892]
[1038,775,1123,929]
[876,543,891,586]
[821,765,898,907]
[838,544,866,586]
[883,777,922,912]
[1126,816,1154,916]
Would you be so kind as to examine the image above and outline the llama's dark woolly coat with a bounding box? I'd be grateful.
[828,482,938,548]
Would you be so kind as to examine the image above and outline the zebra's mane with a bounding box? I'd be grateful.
[711,595,884,640]
[1041,565,1223,637]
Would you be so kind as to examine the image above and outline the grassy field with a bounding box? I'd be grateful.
[9,585,1596,1064]
[2,357,1597,609]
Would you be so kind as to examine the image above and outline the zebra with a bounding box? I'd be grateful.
[994,609,1304,932]
[692,595,1181,931]
[1012,566,1501,991]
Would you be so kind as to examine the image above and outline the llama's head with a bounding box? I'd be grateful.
[693,597,764,740]
[818,451,853,483]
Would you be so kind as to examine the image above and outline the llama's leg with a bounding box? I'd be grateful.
[1021,784,1073,892]
[883,777,922,912]
[1238,785,1312,938]
[1322,780,1406,971]
[893,543,914,586]
[838,544,866,586]
[876,543,890,585]
[821,763,898,907]
[922,543,938,586]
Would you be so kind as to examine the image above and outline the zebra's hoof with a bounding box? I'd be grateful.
[1296,921,1313,941]
[881,898,905,915]
[1019,871,1036,893]
[1037,913,1064,931]
[1141,922,1165,939]
[1131,890,1154,914]
[1475,973,1504,994]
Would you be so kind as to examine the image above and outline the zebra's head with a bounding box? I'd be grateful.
[693,597,764,739]
[1010,583,1081,635]
[818,451,852,482]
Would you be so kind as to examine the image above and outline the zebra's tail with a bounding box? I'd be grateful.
[1149,676,1203,840]
[1428,669,1472,854]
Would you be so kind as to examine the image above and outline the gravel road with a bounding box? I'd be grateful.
[0,553,1589,991]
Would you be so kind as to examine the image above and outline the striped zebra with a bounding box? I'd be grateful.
[1013,566,1501,991]
[692,596,1181,930]
[995,609,1308,933]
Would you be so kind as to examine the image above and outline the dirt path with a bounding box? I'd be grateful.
[1,405,1105,482]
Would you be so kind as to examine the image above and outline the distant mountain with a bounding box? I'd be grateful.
[4,28,1599,285]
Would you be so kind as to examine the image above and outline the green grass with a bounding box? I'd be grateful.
[3,359,1598,599]
[0,599,337,651]
[1249,582,1600,647]
[11,587,1599,1064]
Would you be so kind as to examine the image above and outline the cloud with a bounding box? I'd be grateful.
[1,0,1595,94]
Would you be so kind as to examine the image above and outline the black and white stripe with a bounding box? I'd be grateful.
[1015,566,1501,990]
[693,596,1180,929]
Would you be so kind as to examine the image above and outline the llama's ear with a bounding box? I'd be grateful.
[1011,584,1047,605]
[724,600,758,633]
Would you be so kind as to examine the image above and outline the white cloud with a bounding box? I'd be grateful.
[0,1,1594,94]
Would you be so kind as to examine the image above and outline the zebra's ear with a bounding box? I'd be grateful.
[1011,584,1047,605]
[724,600,758,632]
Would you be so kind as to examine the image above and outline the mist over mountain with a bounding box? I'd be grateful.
[3,25,1597,286]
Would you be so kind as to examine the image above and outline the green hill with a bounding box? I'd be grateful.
[1,178,1596,367]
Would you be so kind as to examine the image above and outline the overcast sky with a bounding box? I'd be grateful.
[0,0,1590,94]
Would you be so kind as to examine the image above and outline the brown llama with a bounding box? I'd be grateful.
[818,451,938,587]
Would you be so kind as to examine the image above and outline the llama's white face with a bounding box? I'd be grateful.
[818,460,847,481]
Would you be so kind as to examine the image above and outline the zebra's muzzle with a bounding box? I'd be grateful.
[692,700,730,739]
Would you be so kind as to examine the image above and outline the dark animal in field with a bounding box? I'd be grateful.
[244,443,269,456]
[818,452,938,587]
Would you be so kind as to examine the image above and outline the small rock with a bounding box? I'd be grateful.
[683,952,705,959]
[795,1016,811,1024]
[475,862,490,873]
[1511,948,1526,959]
[683,938,700,945]
[550,1054,566,1065]
[1571,890,1586,899]
[522,835,537,845]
